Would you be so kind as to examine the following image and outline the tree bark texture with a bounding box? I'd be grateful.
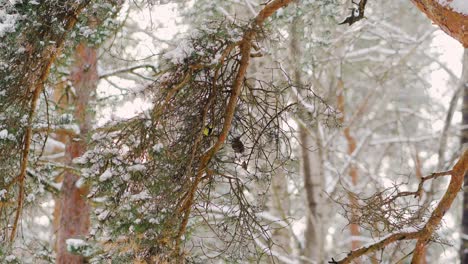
[56,43,97,264]
[410,0,468,47]
[6,1,90,243]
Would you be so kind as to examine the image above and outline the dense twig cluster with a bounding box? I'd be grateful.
[331,152,467,264]
[336,184,430,237]
[78,5,305,260]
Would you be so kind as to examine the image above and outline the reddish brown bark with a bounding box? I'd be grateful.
[8,2,89,243]
[337,79,361,253]
[56,43,97,264]
[410,0,468,47]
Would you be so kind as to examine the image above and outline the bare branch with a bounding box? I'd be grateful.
[99,64,157,79]
[332,150,468,263]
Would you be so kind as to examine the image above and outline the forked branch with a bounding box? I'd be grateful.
[332,149,468,264]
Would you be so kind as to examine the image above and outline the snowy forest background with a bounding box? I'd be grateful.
[0,0,467,263]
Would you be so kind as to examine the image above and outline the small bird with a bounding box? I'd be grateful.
[203,124,213,136]
[339,8,360,25]
[241,161,247,170]
[339,0,366,26]
[231,136,244,154]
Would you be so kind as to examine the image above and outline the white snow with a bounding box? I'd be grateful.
[5,255,16,262]
[99,169,113,182]
[153,143,164,153]
[0,129,8,140]
[149,218,160,224]
[0,189,6,199]
[92,196,107,203]
[44,137,65,152]
[75,177,84,188]
[0,10,19,38]
[438,0,468,15]
[66,238,87,248]
[72,156,87,164]
[130,190,150,201]
[128,164,146,172]
[163,39,194,64]
[66,238,91,256]
[26,193,35,202]
[97,209,110,221]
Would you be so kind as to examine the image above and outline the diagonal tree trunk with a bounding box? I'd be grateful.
[55,42,97,264]
[410,0,468,47]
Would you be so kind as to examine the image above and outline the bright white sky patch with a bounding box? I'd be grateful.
[437,0,468,15]
[428,31,463,133]
[97,3,188,126]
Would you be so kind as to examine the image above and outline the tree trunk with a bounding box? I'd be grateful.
[337,79,361,254]
[410,0,468,47]
[289,11,325,262]
[299,125,325,263]
[56,43,97,264]
[459,48,468,264]
[267,164,292,263]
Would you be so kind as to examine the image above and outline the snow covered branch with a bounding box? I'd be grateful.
[174,0,294,254]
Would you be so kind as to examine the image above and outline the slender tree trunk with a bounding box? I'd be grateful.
[336,79,361,255]
[459,48,468,264]
[299,124,325,263]
[412,148,428,264]
[56,42,97,264]
[289,12,325,262]
[267,165,292,263]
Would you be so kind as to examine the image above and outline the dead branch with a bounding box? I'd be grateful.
[99,64,157,79]
[332,149,468,264]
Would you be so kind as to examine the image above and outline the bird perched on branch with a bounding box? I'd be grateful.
[339,0,367,26]
[231,136,244,154]
[203,124,213,136]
